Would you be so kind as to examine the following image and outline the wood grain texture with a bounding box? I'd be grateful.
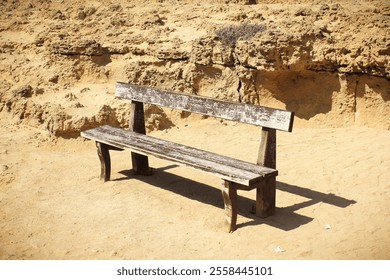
[256,127,277,217]
[81,125,277,187]
[129,101,146,134]
[221,180,238,233]
[257,127,276,169]
[256,176,276,218]
[116,82,294,132]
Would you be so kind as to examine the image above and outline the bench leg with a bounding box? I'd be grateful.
[256,127,276,218]
[129,100,153,176]
[221,180,238,233]
[131,152,153,176]
[96,142,111,182]
[256,176,276,218]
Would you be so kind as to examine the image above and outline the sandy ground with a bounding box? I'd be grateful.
[1,113,389,260]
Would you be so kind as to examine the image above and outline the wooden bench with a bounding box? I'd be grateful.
[81,82,294,232]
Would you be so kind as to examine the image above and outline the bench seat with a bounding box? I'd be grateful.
[81,125,278,188]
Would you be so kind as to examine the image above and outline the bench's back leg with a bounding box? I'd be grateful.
[129,100,152,175]
[256,127,276,217]
[256,176,276,217]
[221,180,238,233]
[96,142,111,182]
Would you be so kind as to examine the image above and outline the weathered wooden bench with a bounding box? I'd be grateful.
[81,82,294,232]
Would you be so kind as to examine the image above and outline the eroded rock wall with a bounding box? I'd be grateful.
[0,0,389,136]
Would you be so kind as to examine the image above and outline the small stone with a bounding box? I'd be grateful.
[77,11,86,20]
[13,85,33,98]
[1,165,9,172]
[49,75,59,84]
[273,246,285,253]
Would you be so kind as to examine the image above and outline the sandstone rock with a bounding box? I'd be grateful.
[50,39,104,56]
[0,0,389,135]
[12,85,33,98]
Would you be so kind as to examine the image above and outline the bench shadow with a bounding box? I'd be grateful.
[238,182,357,230]
[115,166,356,231]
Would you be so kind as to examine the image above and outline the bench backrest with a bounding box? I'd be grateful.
[116,82,294,132]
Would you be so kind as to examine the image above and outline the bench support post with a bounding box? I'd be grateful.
[221,180,238,233]
[256,176,276,217]
[96,142,111,182]
[256,127,276,217]
[129,101,152,175]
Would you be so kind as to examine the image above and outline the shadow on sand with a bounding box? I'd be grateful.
[115,165,356,231]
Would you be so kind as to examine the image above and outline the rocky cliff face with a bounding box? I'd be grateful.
[0,0,389,136]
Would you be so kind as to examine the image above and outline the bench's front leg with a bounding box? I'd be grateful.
[256,176,276,218]
[221,180,238,233]
[96,142,111,182]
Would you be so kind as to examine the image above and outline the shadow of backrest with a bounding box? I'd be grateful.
[277,182,356,211]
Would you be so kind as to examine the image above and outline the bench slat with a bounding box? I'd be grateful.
[81,125,277,187]
[116,82,294,132]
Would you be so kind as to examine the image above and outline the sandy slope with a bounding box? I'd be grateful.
[1,114,389,259]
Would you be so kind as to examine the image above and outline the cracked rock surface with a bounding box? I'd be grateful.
[1,0,389,136]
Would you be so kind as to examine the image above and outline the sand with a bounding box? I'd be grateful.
[1,114,389,259]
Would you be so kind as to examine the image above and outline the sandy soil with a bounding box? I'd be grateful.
[1,112,389,259]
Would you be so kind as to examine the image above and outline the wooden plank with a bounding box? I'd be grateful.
[81,125,277,187]
[83,126,277,178]
[115,82,294,132]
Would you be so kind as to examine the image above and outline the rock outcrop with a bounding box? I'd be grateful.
[0,0,389,136]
